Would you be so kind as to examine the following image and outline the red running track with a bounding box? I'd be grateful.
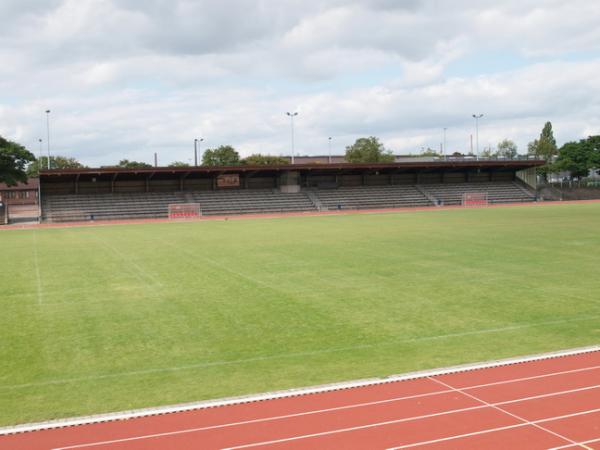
[1,350,600,450]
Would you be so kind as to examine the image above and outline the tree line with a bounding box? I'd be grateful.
[1,127,599,186]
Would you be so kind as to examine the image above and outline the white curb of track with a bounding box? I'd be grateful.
[1,345,599,436]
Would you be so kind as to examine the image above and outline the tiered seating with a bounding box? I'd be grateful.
[420,182,535,205]
[42,190,316,222]
[41,182,536,223]
[315,185,433,210]
[188,190,316,215]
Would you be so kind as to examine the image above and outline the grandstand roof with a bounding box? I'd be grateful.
[40,158,545,178]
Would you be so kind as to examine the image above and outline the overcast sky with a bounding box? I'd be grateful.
[1,0,599,166]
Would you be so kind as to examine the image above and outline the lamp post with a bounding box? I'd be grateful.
[37,138,43,222]
[328,136,332,163]
[194,138,203,166]
[443,127,447,156]
[472,114,483,158]
[286,112,298,164]
[45,110,51,169]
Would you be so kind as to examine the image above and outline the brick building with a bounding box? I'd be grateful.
[0,178,39,206]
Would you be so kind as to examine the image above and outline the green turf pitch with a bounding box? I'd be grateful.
[1,203,600,425]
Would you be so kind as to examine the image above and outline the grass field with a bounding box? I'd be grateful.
[1,203,600,426]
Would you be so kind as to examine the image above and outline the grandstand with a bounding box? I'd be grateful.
[43,190,316,222]
[38,159,542,222]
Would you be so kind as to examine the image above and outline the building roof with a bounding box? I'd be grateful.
[0,178,39,190]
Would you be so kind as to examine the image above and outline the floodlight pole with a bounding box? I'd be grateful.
[472,114,483,158]
[443,127,447,156]
[37,138,43,222]
[45,110,51,169]
[328,137,332,163]
[286,112,298,164]
[194,138,203,166]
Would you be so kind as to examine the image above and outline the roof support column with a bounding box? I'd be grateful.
[111,173,118,194]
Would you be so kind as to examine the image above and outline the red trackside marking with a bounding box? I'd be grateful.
[0,350,599,450]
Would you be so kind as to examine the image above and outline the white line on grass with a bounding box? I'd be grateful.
[1,315,599,392]
[32,231,43,305]
[89,234,163,289]
[2,316,600,391]
[49,383,600,449]
[1,345,598,436]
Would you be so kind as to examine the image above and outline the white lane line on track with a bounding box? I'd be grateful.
[550,438,600,450]
[224,408,600,450]
[386,408,600,449]
[52,383,600,450]
[32,231,43,305]
[386,407,600,449]
[2,316,599,392]
[426,376,580,449]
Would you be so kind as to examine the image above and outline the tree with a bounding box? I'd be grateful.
[345,137,394,163]
[168,161,191,167]
[0,135,36,185]
[420,148,441,157]
[480,147,495,158]
[555,135,600,179]
[242,154,289,165]
[27,155,85,176]
[528,122,558,180]
[114,159,153,169]
[496,139,518,158]
[202,145,240,166]
[555,141,589,179]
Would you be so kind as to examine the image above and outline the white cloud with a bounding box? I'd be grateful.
[0,0,599,166]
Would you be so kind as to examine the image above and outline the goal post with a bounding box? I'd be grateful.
[462,192,488,207]
[168,203,201,219]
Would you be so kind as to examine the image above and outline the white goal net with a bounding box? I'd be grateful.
[462,192,489,207]
[168,203,201,219]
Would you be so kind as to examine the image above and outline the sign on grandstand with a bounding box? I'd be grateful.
[168,203,201,219]
[462,192,489,207]
[217,174,240,188]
